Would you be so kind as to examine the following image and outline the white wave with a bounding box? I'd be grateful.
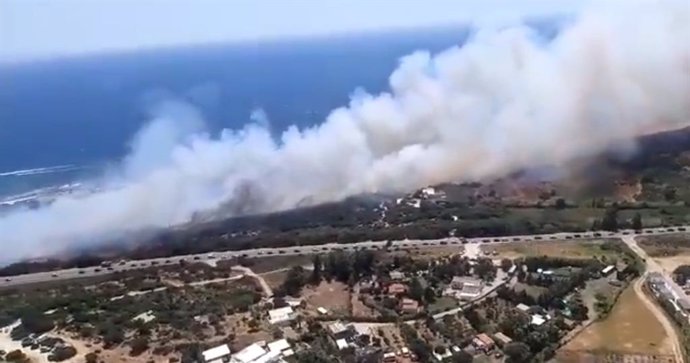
[0,164,82,177]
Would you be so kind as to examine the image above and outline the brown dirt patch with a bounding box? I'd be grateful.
[241,255,313,274]
[562,285,672,355]
[482,240,618,260]
[638,234,690,258]
[655,255,690,274]
[261,270,288,290]
[302,281,350,315]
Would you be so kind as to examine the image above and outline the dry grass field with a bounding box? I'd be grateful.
[481,240,620,260]
[562,285,673,356]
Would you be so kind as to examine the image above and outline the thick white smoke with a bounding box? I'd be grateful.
[1,0,689,262]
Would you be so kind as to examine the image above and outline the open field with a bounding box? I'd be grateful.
[655,255,690,274]
[481,239,621,260]
[241,255,313,274]
[562,285,673,356]
[302,281,350,315]
[261,270,288,290]
[638,234,690,257]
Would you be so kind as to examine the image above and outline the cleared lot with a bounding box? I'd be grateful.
[562,285,673,356]
[480,239,621,259]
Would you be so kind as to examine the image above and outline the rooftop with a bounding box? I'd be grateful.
[516,303,531,312]
[493,332,512,344]
[475,333,494,346]
[232,343,266,363]
[202,344,231,362]
[267,339,290,353]
[268,306,294,324]
[328,321,349,335]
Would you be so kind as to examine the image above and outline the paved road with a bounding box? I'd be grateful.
[1,225,688,288]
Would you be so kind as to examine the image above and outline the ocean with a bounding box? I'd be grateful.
[0,27,471,203]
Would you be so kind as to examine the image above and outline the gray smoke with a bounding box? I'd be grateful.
[1,0,689,262]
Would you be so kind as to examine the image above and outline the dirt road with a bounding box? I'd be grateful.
[622,236,686,363]
[232,266,273,297]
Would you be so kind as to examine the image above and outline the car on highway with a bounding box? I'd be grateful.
[4,277,11,282]
[51,273,58,277]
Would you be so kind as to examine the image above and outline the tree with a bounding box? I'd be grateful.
[632,212,643,231]
[424,287,436,304]
[474,258,497,280]
[500,259,514,273]
[664,186,677,201]
[554,198,567,209]
[103,326,124,348]
[451,351,474,363]
[280,266,306,296]
[310,254,322,284]
[504,342,532,363]
[601,207,618,231]
[5,350,26,362]
[129,337,149,356]
[18,308,54,335]
[49,346,77,362]
[85,352,99,363]
[409,277,424,301]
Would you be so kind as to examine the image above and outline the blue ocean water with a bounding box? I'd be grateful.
[0,27,471,199]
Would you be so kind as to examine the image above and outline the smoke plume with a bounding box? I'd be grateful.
[1,1,689,262]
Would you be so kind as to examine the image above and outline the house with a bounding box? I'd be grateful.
[530,314,547,326]
[389,271,405,281]
[327,321,355,341]
[317,307,329,315]
[451,276,482,290]
[267,339,290,354]
[382,352,397,362]
[432,348,452,362]
[450,276,484,300]
[398,298,420,314]
[457,284,483,300]
[268,306,295,325]
[335,338,350,350]
[601,265,616,276]
[472,333,495,352]
[202,344,231,363]
[230,343,267,363]
[493,332,512,346]
[516,303,531,313]
[387,283,408,296]
[422,187,436,196]
[229,340,291,363]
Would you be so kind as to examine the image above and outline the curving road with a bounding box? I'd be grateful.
[0,225,688,289]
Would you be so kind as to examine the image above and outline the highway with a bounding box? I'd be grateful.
[0,225,687,288]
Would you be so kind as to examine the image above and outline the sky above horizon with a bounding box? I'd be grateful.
[0,0,589,63]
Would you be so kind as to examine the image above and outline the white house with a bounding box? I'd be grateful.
[202,344,232,363]
[268,306,295,325]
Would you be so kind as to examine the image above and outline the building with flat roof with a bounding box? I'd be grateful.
[202,344,231,363]
[387,283,408,295]
[516,303,531,312]
[229,340,291,363]
[601,265,616,276]
[398,298,420,314]
[493,332,512,346]
[268,306,294,325]
[472,333,495,352]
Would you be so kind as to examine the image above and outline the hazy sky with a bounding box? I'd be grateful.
[0,0,587,63]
